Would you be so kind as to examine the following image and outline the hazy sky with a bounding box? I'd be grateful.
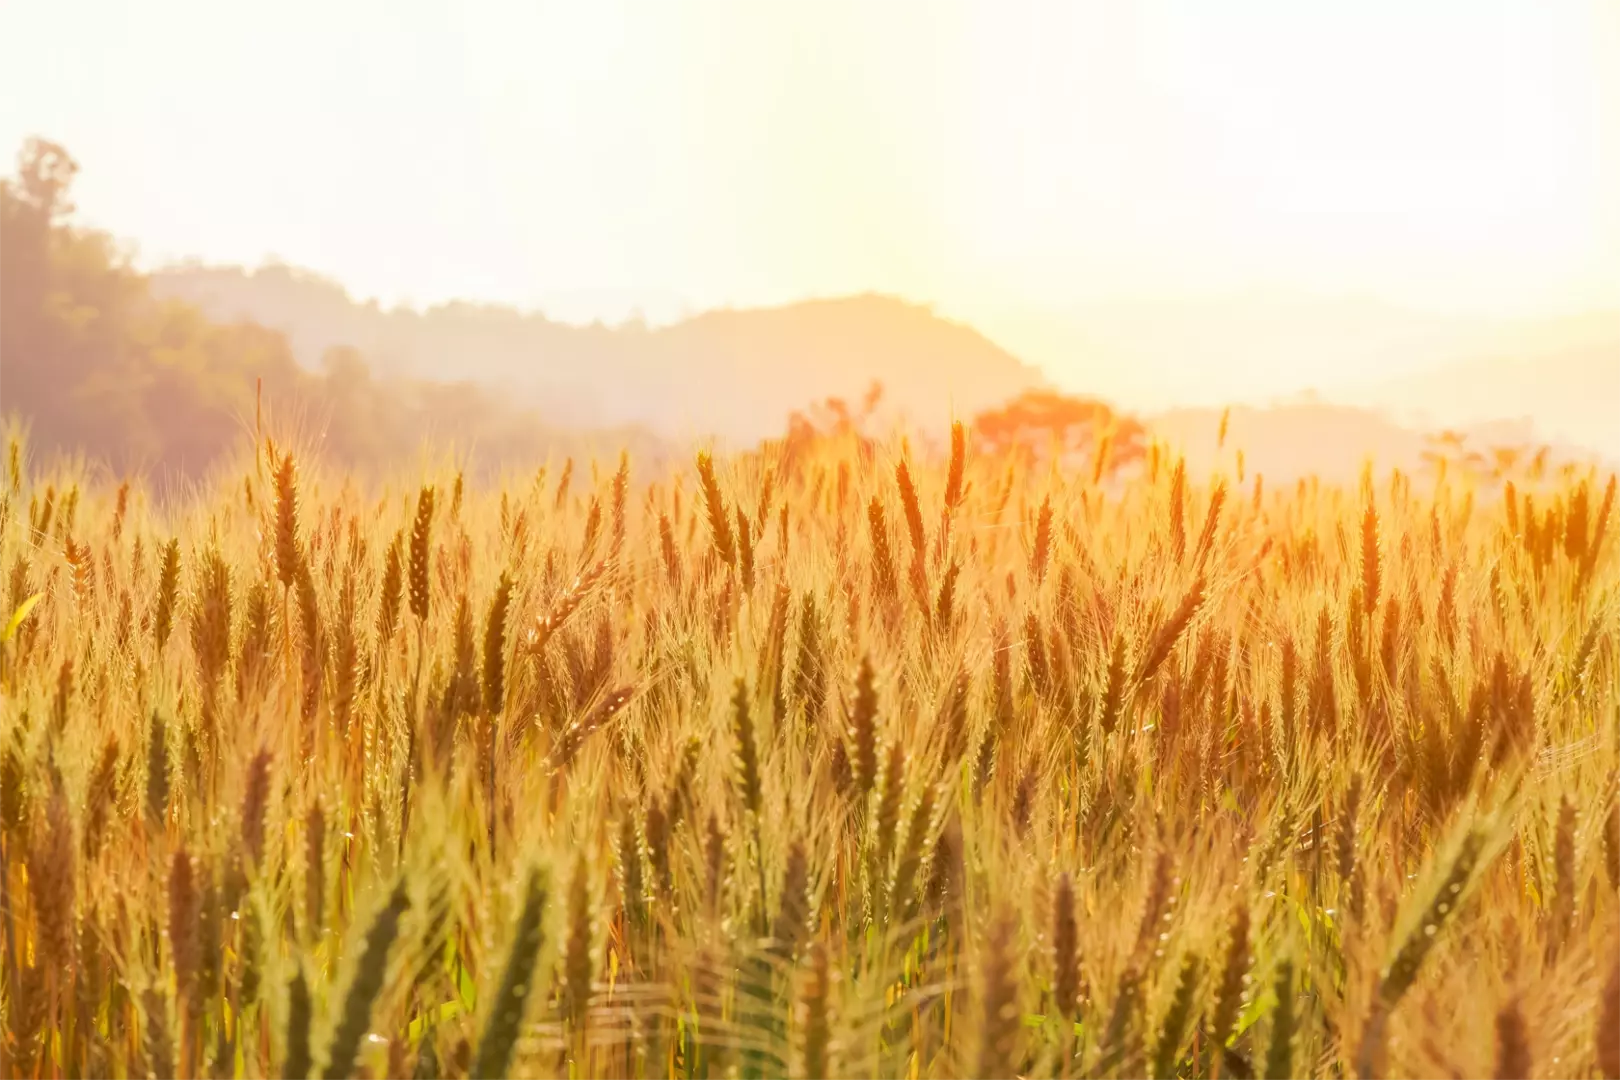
[3,0,1617,390]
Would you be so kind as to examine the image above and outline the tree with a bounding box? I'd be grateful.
[780,380,885,469]
[11,138,78,221]
[0,137,614,478]
[970,389,1145,476]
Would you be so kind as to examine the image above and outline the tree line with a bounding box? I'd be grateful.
[0,138,653,479]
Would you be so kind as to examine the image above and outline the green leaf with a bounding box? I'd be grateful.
[455,959,478,1012]
[2,593,42,645]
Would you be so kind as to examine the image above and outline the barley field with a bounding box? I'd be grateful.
[0,421,1615,1080]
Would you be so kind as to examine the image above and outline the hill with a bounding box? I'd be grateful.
[1341,317,1620,461]
[988,291,1490,408]
[985,296,1618,462]
[1153,396,1555,482]
[0,140,664,479]
[152,264,1047,441]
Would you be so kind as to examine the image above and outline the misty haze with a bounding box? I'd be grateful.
[1,4,1617,1080]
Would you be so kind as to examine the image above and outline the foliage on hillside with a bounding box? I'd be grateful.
[153,262,1047,443]
[1,140,655,479]
[0,402,1614,1077]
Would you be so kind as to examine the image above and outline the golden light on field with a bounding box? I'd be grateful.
[3,4,1620,1073]
[0,413,1616,1078]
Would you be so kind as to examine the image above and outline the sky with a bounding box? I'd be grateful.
[2,0,1617,398]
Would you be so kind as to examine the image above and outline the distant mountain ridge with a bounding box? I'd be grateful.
[1344,329,1620,462]
[152,263,1047,442]
[986,295,1619,459]
[151,261,1616,477]
[1147,398,1587,484]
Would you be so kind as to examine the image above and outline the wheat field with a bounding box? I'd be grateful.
[0,420,1615,1080]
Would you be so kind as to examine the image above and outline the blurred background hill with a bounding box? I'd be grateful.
[3,139,1614,484]
[151,263,1046,441]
